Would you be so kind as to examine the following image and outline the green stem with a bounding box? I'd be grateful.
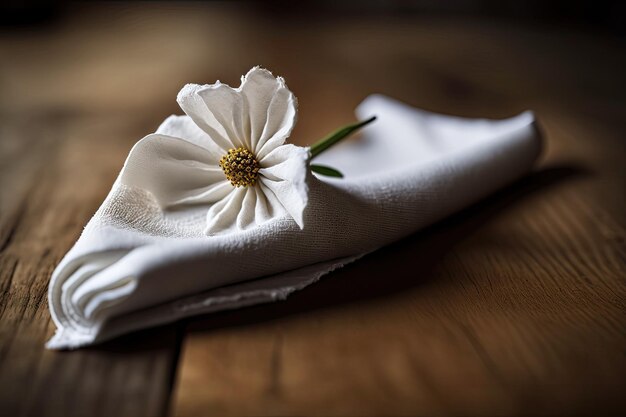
[309,116,376,159]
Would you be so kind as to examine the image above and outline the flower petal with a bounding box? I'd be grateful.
[196,82,250,149]
[236,186,257,230]
[255,182,284,225]
[156,114,224,159]
[204,187,247,235]
[172,181,233,206]
[120,133,232,208]
[256,86,298,160]
[176,84,237,152]
[258,144,309,228]
[240,67,297,158]
[203,182,292,236]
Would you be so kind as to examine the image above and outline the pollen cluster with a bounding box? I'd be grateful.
[219,147,260,187]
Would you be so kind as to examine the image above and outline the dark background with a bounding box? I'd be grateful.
[2,0,625,34]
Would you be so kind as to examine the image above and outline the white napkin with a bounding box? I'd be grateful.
[46,94,542,349]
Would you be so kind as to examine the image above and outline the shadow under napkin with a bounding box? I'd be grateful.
[80,163,586,352]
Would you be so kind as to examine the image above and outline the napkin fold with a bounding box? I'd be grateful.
[47,95,542,349]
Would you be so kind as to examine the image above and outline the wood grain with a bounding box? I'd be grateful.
[0,114,182,417]
[174,172,625,416]
[0,3,624,416]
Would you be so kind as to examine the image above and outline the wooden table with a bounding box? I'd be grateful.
[1,4,624,416]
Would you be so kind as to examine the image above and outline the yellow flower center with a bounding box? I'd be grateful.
[219,147,260,187]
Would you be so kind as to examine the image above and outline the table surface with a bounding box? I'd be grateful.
[0,4,624,416]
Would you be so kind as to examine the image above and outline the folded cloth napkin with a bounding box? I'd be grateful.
[46,94,542,349]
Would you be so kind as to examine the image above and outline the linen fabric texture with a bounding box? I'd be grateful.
[46,95,542,349]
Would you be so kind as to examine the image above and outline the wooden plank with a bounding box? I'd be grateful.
[172,16,626,417]
[0,3,624,416]
[0,5,263,416]
[0,114,183,417]
[173,167,625,416]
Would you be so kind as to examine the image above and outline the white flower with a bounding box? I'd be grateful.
[119,67,309,236]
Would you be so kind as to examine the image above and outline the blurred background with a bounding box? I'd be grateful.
[1,0,624,222]
[0,2,625,416]
[1,1,624,125]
